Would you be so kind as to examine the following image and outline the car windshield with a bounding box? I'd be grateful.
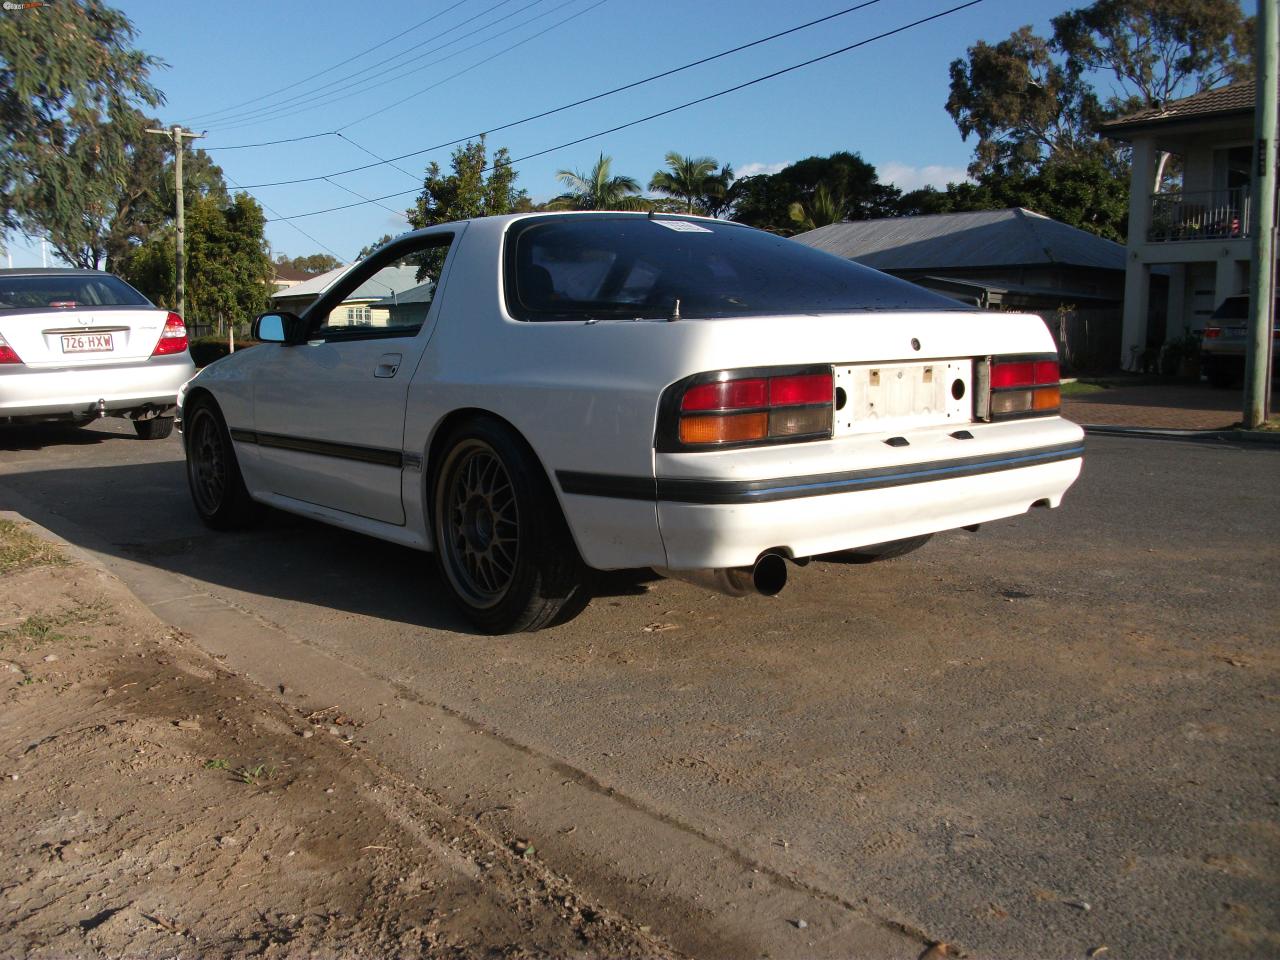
[505,215,974,321]
[0,274,151,311]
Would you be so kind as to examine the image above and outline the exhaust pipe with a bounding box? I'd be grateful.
[654,552,788,598]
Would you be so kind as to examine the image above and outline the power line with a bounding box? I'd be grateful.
[201,0,541,132]
[336,0,608,133]
[226,174,351,261]
[231,0,891,187]
[179,0,473,124]
[203,0,606,151]
[266,0,985,223]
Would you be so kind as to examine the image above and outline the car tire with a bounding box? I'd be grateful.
[183,397,257,530]
[134,416,175,440]
[823,534,933,564]
[431,418,588,634]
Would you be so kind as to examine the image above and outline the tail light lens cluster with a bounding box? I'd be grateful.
[151,312,189,357]
[0,334,22,365]
[658,366,833,451]
[983,356,1060,419]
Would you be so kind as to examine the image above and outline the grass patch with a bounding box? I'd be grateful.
[234,763,275,785]
[0,520,67,574]
[1061,381,1108,397]
[0,598,109,650]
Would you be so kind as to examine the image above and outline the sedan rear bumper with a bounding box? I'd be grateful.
[0,355,194,420]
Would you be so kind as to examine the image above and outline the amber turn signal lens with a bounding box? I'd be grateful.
[679,412,769,444]
[1032,385,1060,410]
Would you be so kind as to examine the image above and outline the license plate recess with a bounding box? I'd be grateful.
[834,359,972,436]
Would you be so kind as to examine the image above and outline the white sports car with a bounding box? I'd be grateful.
[180,212,1083,633]
[0,268,194,437]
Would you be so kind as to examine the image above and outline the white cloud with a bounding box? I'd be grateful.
[879,161,970,192]
[734,161,790,179]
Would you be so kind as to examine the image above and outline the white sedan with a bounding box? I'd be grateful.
[0,268,194,437]
[180,212,1083,633]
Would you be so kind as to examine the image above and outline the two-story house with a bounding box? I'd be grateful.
[1101,80,1265,369]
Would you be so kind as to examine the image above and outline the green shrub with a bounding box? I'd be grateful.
[190,335,261,368]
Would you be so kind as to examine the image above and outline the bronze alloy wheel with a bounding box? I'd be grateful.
[437,438,520,610]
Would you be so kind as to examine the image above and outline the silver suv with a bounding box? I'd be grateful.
[0,269,194,438]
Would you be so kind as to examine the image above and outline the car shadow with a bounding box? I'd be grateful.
[0,458,657,635]
[0,423,118,451]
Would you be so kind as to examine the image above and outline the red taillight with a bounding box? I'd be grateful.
[681,378,767,411]
[1203,326,1221,339]
[151,312,189,357]
[986,356,1060,419]
[672,369,833,448]
[0,334,23,365]
[990,360,1059,388]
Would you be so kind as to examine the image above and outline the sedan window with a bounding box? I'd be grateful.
[505,215,973,322]
[0,274,151,311]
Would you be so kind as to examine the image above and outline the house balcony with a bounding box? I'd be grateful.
[1147,187,1251,243]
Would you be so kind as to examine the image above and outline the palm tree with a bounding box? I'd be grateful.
[648,152,723,214]
[549,153,646,210]
[788,182,846,232]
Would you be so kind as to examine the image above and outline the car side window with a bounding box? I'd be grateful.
[312,234,452,340]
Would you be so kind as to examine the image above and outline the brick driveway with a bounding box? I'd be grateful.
[1062,381,1279,430]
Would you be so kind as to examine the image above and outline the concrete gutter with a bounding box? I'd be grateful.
[1083,424,1280,446]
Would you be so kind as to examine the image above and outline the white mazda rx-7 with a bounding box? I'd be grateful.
[179,212,1083,633]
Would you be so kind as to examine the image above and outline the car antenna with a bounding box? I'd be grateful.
[669,298,681,322]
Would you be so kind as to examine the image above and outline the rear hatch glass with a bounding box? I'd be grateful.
[505,215,976,322]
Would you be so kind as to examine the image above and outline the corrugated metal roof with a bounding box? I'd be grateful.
[792,208,1125,272]
[1100,80,1259,132]
[370,280,434,307]
[270,264,420,303]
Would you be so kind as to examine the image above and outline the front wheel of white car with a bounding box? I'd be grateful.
[432,419,588,634]
[184,397,257,530]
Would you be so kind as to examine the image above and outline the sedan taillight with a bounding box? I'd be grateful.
[151,312,189,357]
[0,333,23,365]
[1203,326,1221,339]
[658,367,834,451]
[981,355,1060,420]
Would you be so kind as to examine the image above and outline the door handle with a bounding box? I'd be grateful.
[374,353,402,378]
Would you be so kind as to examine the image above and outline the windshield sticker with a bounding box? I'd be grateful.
[653,220,713,233]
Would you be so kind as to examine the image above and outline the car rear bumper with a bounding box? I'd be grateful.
[555,417,1085,571]
[0,356,193,420]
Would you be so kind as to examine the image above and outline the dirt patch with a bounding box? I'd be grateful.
[0,521,673,959]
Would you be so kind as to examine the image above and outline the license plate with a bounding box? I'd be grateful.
[61,333,113,353]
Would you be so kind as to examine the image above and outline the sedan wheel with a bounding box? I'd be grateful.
[433,420,587,633]
[184,399,256,530]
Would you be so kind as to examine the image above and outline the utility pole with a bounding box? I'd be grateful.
[145,125,205,320]
[1244,0,1278,428]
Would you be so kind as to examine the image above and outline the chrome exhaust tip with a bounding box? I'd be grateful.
[653,552,789,598]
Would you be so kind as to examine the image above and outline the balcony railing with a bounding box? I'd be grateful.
[1148,187,1251,242]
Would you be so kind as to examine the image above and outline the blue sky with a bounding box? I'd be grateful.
[0,0,1255,266]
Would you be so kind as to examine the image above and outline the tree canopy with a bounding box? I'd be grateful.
[946,0,1253,177]
[275,252,343,274]
[549,154,646,211]
[406,137,528,228]
[648,153,729,215]
[120,192,273,330]
[0,0,164,264]
[731,152,900,234]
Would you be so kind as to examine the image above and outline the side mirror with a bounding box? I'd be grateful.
[252,311,307,344]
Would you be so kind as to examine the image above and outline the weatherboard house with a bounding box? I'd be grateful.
[1101,79,1270,367]
[792,208,1128,368]
[269,264,420,328]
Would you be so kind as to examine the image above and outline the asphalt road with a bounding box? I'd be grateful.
[0,420,1276,959]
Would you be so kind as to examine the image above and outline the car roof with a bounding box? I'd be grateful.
[0,267,113,277]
